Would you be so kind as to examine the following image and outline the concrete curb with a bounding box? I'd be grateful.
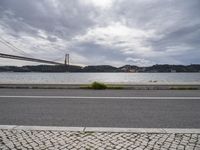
[0,125,200,134]
[0,84,200,90]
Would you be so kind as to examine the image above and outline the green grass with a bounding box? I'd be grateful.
[91,82,107,89]
[107,86,124,89]
[80,82,123,90]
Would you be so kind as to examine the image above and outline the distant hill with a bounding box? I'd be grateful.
[0,64,200,72]
[118,65,139,72]
[82,65,118,72]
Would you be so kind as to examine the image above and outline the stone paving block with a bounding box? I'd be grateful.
[0,129,200,149]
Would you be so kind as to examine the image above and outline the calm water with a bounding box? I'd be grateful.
[0,72,200,84]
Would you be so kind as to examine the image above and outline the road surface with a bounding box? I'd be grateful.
[0,89,200,128]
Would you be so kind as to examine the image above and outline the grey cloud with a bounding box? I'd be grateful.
[148,24,200,51]
[113,0,200,29]
[47,36,57,42]
[0,0,97,39]
[0,0,200,66]
[111,0,200,64]
[70,42,128,66]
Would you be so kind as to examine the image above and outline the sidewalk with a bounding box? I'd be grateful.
[0,126,200,150]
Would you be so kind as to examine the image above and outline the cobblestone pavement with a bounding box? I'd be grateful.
[0,129,200,150]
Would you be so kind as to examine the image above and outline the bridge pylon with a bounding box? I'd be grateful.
[65,54,70,66]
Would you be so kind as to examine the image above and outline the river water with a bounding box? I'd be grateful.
[0,72,200,84]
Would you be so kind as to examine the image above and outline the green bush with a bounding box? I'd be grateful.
[91,82,107,89]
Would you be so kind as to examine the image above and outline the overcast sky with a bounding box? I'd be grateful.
[0,0,200,66]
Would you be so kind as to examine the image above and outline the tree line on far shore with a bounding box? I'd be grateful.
[0,64,200,73]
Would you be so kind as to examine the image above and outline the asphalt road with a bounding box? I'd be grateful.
[0,89,200,128]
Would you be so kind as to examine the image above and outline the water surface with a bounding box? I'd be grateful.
[0,72,199,84]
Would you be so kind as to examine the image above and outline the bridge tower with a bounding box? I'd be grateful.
[65,54,70,65]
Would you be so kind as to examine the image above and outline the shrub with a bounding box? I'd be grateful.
[91,82,107,89]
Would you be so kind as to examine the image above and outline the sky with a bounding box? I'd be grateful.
[0,0,200,66]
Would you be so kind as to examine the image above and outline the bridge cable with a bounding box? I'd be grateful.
[0,37,30,56]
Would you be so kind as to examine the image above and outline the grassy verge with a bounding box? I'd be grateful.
[80,82,123,90]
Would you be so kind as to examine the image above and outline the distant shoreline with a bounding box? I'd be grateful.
[0,64,200,73]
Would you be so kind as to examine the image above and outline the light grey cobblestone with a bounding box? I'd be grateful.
[0,129,200,150]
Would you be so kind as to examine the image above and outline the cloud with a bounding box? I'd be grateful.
[0,0,200,66]
[126,58,154,66]
[81,0,114,9]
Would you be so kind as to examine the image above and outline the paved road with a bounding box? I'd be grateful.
[0,89,200,128]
